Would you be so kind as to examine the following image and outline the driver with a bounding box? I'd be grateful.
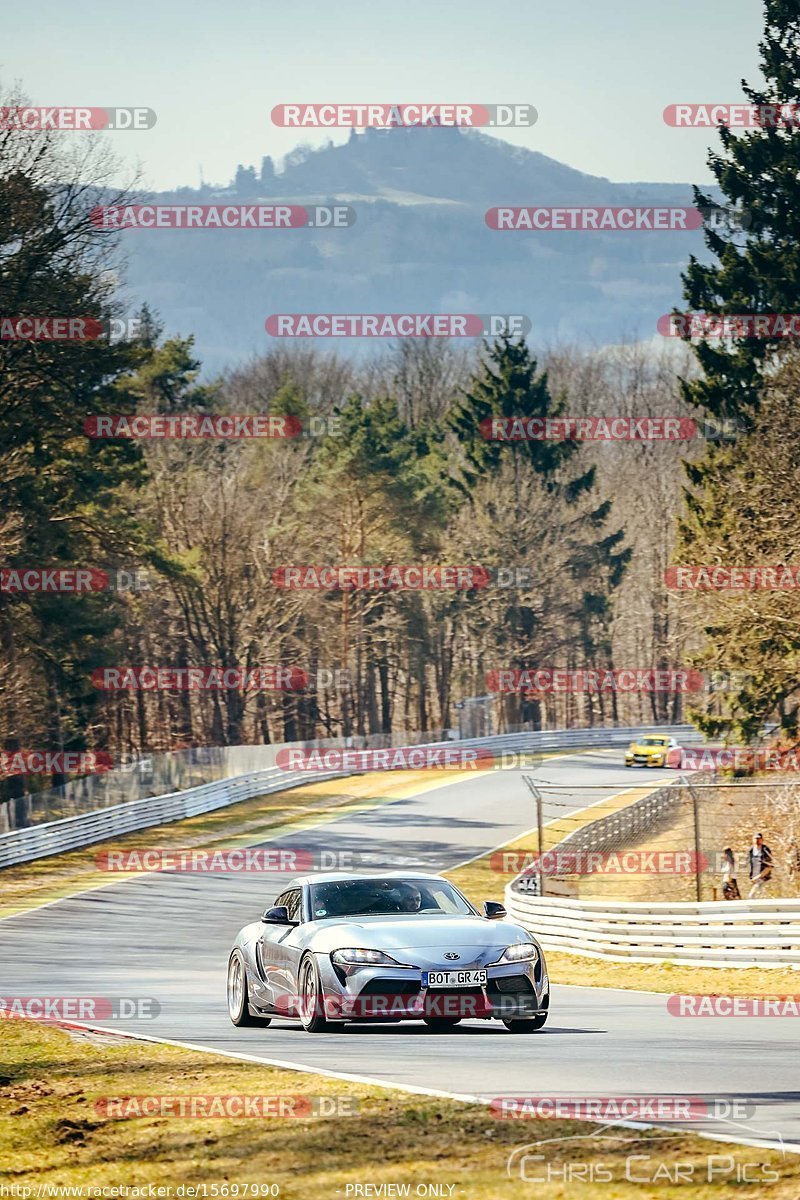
[398,883,422,913]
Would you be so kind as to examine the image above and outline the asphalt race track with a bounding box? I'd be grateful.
[1,751,798,1152]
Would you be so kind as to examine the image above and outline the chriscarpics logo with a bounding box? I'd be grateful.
[506,1124,787,1185]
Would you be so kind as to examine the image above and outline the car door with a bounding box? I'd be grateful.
[257,889,297,1012]
[279,887,306,1005]
[260,883,307,1012]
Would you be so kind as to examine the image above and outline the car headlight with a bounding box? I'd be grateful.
[494,942,539,964]
[331,948,407,966]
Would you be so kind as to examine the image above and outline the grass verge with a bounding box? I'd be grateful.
[1,1020,797,1197]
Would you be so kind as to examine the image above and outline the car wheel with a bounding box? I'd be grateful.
[422,1016,461,1031]
[227,950,270,1027]
[299,954,330,1033]
[503,1013,548,1033]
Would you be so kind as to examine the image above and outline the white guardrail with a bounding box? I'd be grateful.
[0,723,697,870]
[505,892,800,969]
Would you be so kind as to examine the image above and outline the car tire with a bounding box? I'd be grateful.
[503,1013,548,1033]
[299,954,331,1033]
[227,950,270,1027]
[422,1016,461,1031]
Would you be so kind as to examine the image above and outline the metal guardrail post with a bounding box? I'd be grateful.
[522,774,545,897]
[683,775,703,903]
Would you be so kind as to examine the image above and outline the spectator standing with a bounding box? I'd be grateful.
[721,847,741,900]
[748,833,772,898]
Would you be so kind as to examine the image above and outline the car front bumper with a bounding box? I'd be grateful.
[315,955,549,1022]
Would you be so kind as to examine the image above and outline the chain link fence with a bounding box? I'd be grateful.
[514,774,800,902]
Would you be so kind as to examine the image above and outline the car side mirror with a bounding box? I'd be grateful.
[262,905,293,925]
[483,900,507,920]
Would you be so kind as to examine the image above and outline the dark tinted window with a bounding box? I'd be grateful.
[309,878,473,918]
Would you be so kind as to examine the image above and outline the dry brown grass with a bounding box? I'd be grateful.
[2,1020,797,1198]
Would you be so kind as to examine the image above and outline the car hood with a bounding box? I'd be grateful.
[306,914,532,952]
[629,741,667,753]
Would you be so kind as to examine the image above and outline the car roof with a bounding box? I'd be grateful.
[286,871,450,888]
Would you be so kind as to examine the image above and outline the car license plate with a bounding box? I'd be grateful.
[422,969,487,988]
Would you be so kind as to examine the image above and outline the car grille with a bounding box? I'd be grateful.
[488,975,536,997]
[487,975,540,1018]
[357,978,421,997]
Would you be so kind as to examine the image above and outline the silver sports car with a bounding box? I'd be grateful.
[227,872,549,1033]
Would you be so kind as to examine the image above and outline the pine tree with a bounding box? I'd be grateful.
[448,335,630,726]
[448,333,579,487]
[0,98,173,786]
[675,2,800,740]
[680,0,800,423]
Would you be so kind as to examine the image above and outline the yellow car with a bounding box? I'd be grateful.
[624,735,678,768]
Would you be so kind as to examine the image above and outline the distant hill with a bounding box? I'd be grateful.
[120,127,710,374]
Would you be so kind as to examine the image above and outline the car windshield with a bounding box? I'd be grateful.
[308,878,475,919]
[640,737,667,746]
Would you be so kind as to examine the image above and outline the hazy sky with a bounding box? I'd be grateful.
[5,0,765,191]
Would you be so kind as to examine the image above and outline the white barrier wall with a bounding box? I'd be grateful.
[0,723,697,869]
[505,890,800,969]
